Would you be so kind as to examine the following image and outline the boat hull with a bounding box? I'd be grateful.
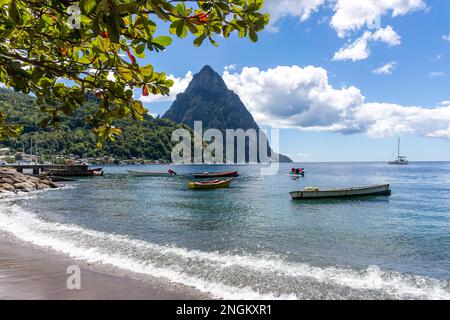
[286,173,305,177]
[290,184,391,200]
[127,170,173,177]
[193,171,238,178]
[188,179,232,190]
[388,161,409,165]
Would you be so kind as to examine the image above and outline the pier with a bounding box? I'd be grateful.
[1,164,96,176]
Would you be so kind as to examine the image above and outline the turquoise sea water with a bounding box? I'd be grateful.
[1,162,449,299]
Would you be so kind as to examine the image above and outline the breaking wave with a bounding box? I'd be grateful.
[0,196,449,300]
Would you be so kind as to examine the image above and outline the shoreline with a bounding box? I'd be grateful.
[0,234,211,300]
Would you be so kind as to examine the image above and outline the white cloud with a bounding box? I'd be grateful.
[443,34,450,42]
[373,61,397,75]
[330,0,426,37]
[222,65,450,139]
[224,64,237,71]
[139,71,193,103]
[264,0,325,31]
[357,103,450,139]
[333,26,401,61]
[429,71,445,78]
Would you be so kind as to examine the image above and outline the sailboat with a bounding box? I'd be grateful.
[388,138,409,165]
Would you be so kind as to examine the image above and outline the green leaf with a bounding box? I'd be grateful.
[193,35,206,47]
[80,0,97,15]
[152,36,172,47]
[140,65,154,77]
[9,1,20,23]
[249,29,258,42]
[106,21,120,43]
[176,22,188,38]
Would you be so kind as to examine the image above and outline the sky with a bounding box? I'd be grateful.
[143,0,450,162]
[12,0,450,162]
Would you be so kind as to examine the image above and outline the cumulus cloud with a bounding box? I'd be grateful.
[139,71,193,103]
[264,0,324,30]
[373,61,397,75]
[264,0,425,35]
[263,1,424,61]
[330,0,426,37]
[357,103,450,139]
[333,26,401,61]
[443,34,450,42]
[222,65,450,139]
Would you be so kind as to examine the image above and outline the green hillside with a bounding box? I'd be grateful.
[0,88,185,162]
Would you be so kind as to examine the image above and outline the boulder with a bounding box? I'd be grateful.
[14,182,35,191]
[1,177,14,184]
[1,183,15,191]
[0,169,59,192]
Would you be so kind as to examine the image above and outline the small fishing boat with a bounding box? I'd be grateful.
[127,169,176,177]
[193,171,238,178]
[290,184,391,200]
[286,172,305,178]
[188,179,232,190]
[287,168,305,177]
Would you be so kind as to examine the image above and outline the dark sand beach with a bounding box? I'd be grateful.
[0,239,209,300]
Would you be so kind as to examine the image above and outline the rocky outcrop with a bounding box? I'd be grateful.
[163,65,293,163]
[0,169,57,193]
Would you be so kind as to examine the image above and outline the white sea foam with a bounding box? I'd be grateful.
[0,199,449,300]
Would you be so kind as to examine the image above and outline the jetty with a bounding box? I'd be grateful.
[1,164,100,177]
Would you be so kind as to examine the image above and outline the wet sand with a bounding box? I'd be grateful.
[0,240,209,300]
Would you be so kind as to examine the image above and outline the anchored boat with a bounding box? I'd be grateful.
[290,184,391,200]
[193,171,238,178]
[389,138,409,165]
[188,179,232,190]
[127,169,176,177]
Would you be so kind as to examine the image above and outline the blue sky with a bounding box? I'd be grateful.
[142,0,450,161]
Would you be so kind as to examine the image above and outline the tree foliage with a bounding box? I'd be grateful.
[0,88,189,161]
[0,0,268,141]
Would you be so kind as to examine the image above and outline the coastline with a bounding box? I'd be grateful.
[0,235,210,300]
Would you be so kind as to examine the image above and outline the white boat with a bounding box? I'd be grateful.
[127,170,176,177]
[290,184,391,200]
[389,138,409,165]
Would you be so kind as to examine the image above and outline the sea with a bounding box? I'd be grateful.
[1,162,449,299]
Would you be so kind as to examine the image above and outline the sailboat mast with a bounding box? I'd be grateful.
[398,138,400,158]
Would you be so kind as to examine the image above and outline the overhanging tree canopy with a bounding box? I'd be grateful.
[0,0,268,142]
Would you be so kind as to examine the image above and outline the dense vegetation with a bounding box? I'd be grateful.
[0,0,267,141]
[0,88,187,161]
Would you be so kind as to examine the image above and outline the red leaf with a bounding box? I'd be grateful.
[198,13,208,23]
[142,85,149,96]
[101,31,109,38]
[126,50,136,64]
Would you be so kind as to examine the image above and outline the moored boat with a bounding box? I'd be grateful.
[290,184,391,200]
[389,138,409,165]
[127,169,176,177]
[193,171,238,178]
[188,179,232,190]
[287,168,305,177]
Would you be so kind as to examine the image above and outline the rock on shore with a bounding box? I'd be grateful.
[0,169,57,193]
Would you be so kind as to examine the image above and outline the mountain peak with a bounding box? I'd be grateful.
[162,65,293,162]
[186,65,228,93]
